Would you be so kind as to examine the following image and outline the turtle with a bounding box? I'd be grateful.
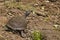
[5,10,32,37]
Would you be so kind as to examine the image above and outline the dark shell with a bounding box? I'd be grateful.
[6,15,27,30]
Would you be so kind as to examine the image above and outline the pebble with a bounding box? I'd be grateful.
[53,24,60,30]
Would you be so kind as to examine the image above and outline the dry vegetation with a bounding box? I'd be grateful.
[0,0,60,40]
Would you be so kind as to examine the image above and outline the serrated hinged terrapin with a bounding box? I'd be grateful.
[5,10,32,37]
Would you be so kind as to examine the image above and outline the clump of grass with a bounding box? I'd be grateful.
[32,30,42,40]
[5,1,36,11]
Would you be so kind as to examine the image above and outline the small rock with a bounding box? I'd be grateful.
[26,37,32,40]
[53,25,59,28]
[41,6,45,11]
[45,0,49,2]
[8,13,13,16]
[53,24,60,30]
[35,11,47,17]
[0,35,6,40]
[33,3,39,7]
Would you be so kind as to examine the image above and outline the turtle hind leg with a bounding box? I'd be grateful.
[18,30,27,38]
[21,30,27,38]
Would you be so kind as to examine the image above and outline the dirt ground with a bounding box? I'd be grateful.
[0,0,60,40]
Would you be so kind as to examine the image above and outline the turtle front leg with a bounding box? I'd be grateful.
[3,25,10,31]
[4,25,13,31]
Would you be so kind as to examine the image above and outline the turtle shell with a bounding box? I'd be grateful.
[6,15,27,30]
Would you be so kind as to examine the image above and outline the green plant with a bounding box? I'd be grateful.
[32,30,42,40]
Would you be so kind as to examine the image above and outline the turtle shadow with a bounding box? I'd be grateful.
[4,25,26,38]
[4,25,28,38]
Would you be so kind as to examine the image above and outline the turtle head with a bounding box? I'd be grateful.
[25,10,32,17]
